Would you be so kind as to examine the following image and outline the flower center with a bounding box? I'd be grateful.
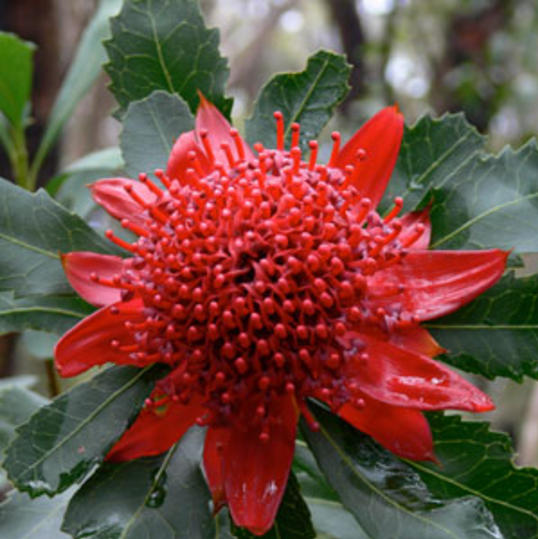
[100,115,424,437]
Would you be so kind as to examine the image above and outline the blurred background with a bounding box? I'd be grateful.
[0,0,537,465]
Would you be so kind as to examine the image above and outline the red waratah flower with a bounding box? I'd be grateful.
[55,95,507,535]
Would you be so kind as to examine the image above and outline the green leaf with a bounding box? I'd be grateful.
[0,178,117,297]
[303,403,503,539]
[0,489,73,539]
[385,114,484,213]
[47,147,124,196]
[67,147,124,173]
[0,291,92,335]
[245,50,351,151]
[388,114,538,253]
[3,365,166,496]
[19,330,58,359]
[55,168,121,219]
[0,113,13,155]
[407,413,538,539]
[31,0,123,177]
[0,33,35,128]
[0,385,48,455]
[121,90,194,178]
[105,0,232,117]
[294,441,369,539]
[428,140,538,252]
[231,472,315,539]
[0,386,71,539]
[61,427,215,539]
[426,272,538,381]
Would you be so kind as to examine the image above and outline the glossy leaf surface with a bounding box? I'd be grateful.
[0,385,48,455]
[303,403,503,539]
[293,442,368,539]
[0,32,34,127]
[4,365,165,496]
[0,291,92,335]
[427,272,538,380]
[105,0,232,117]
[408,413,538,539]
[230,472,315,539]
[0,178,117,297]
[62,427,214,539]
[245,50,350,150]
[0,490,73,539]
[0,385,71,539]
[121,90,194,177]
[387,114,538,254]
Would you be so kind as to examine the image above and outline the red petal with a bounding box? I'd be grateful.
[54,298,145,377]
[399,206,431,250]
[203,427,229,513]
[196,93,254,167]
[338,396,435,461]
[166,130,211,183]
[347,334,494,412]
[359,324,443,358]
[90,178,155,224]
[107,396,203,461]
[367,249,508,321]
[335,106,403,207]
[61,252,126,307]
[222,395,297,535]
[389,326,444,358]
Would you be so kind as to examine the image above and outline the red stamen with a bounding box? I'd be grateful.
[328,131,341,166]
[384,197,404,223]
[230,128,246,161]
[290,122,300,149]
[220,143,235,167]
[105,230,136,252]
[139,173,163,196]
[308,141,318,170]
[199,129,215,163]
[274,111,284,150]
[154,169,171,188]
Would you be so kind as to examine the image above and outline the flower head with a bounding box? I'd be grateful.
[55,96,507,535]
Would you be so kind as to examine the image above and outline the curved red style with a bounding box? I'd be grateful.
[55,97,507,535]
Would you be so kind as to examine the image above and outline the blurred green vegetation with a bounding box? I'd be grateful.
[206,0,537,151]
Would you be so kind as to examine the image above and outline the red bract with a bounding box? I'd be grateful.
[55,96,507,535]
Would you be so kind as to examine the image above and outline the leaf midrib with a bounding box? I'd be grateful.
[0,305,86,320]
[284,55,332,141]
[405,459,538,524]
[0,230,60,260]
[12,366,152,488]
[119,444,178,538]
[431,192,538,248]
[425,324,538,330]
[398,126,480,202]
[317,424,460,539]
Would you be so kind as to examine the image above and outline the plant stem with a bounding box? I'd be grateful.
[10,125,32,190]
[45,358,61,397]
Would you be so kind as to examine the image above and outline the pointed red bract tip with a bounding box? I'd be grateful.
[197,90,211,109]
[335,106,404,208]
